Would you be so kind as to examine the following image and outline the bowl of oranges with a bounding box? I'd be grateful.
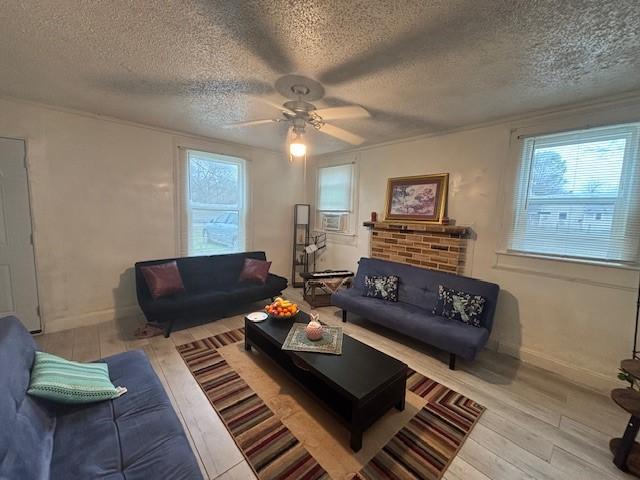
[265,297,299,319]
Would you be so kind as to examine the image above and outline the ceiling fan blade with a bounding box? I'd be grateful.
[315,105,370,121]
[194,1,295,74]
[318,9,480,86]
[252,96,296,115]
[318,123,365,145]
[222,118,278,128]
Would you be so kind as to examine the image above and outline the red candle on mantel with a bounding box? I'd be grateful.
[371,211,378,222]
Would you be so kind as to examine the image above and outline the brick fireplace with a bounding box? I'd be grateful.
[363,221,470,274]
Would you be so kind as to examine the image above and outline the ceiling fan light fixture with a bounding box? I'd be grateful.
[289,129,306,158]
[290,141,306,158]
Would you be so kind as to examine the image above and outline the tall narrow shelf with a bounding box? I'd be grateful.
[292,204,310,288]
[612,360,640,476]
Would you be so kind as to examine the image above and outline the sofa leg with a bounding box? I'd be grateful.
[448,353,456,370]
[342,310,347,323]
[164,318,175,338]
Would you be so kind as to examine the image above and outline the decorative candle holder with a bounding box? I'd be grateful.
[305,312,323,341]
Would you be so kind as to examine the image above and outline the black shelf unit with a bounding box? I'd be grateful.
[292,204,310,288]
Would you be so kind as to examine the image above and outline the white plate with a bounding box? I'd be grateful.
[247,311,268,322]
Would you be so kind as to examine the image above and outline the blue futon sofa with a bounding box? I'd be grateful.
[332,257,499,369]
[0,315,202,480]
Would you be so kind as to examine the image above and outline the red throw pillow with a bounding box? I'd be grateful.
[141,261,186,300]
[238,258,271,284]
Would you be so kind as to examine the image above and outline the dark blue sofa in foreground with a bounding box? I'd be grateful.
[332,257,499,369]
[0,315,203,480]
[135,251,288,337]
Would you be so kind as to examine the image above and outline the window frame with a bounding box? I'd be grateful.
[181,149,248,256]
[506,122,640,266]
[315,161,357,236]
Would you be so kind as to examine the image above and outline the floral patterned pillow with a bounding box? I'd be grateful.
[363,275,399,302]
[432,285,486,327]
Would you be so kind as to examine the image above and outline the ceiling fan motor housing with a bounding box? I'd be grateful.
[283,100,316,114]
[275,75,325,101]
[282,99,324,130]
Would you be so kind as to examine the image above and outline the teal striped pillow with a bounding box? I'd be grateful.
[28,351,127,404]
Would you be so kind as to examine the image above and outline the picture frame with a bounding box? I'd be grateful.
[384,173,449,223]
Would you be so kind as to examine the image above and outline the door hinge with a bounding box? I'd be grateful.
[36,305,41,317]
[30,233,33,245]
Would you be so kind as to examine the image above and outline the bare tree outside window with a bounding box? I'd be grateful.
[530,151,566,196]
[186,152,245,255]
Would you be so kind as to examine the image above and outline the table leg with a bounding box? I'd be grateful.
[350,429,363,452]
[350,402,364,452]
[244,321,252,351]
[396,393,405,411]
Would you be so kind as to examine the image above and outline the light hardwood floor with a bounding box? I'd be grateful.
[36,287,631,480]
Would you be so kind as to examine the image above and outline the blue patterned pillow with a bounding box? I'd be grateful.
[432,285,486,327]
[363,275,399,302]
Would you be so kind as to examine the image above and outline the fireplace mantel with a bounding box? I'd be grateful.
[363,221,470,274]
[362,221,470,237]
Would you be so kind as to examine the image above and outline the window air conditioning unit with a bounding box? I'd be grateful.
[321,213,347,232]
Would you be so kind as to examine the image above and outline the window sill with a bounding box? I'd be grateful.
[319,230,358,247]
[495,250,639,271]
[321,231,356,237]
[493,250,639,291]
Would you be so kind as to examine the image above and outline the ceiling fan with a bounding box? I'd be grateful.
[222,75,370,158]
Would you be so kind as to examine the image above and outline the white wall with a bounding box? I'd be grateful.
[0,98,303,333]
[2,93,638,391]
[309,97,640,392]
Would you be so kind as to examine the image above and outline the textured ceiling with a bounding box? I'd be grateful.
[1,0,640,155]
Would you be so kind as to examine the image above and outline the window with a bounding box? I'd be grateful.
[183,150,246,255]
[509,122,640,264]
[316,163,356,234]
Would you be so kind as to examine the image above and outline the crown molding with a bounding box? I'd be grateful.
[0,95,283,156]
[312,88,640,159]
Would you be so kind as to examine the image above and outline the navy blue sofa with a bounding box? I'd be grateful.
[0,315,203,480]
[332,257,499,369]
[135,251,288,336]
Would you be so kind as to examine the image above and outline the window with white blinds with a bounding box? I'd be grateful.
[317,164,354,212]
[316,163,356,234]
[509,122,640,265]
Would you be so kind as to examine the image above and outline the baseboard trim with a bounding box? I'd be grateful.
[496,341,619,394]
[45,304,143,333]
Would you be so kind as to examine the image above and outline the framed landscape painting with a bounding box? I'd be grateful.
[384,173,449,223]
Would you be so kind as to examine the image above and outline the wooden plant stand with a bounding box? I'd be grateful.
[611,359,640,476]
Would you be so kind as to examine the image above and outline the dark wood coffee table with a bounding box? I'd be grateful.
[244,311,407,452]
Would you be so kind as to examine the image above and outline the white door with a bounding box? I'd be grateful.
[0,138,40,331]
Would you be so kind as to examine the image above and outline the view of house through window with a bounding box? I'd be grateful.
[509,122,640,264]
[185,150,246,255]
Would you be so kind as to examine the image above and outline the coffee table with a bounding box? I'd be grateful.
[244,310,407,452]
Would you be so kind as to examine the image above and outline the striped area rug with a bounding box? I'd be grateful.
[177,328,483,480]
